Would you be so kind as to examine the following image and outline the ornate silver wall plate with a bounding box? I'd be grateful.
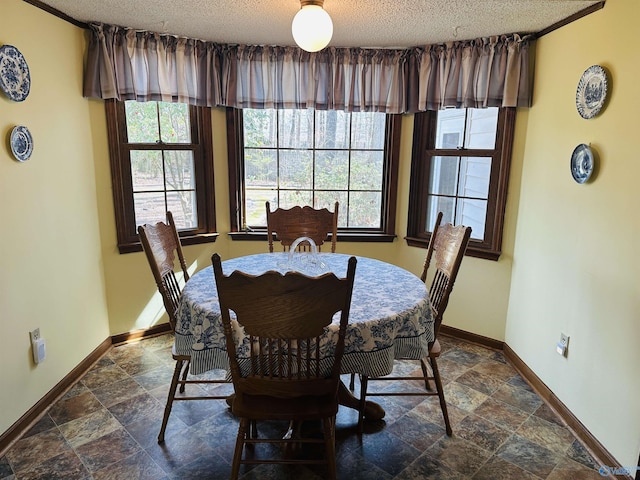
[570,143,593,184]
[575,65,607,119]
[10,125,33,162]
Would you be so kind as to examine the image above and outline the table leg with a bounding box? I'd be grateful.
[337,381,385,420]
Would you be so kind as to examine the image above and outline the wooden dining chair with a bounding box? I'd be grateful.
[212,252,357,480]
[266,201,338,253]
[138,212,229,443]
[352,211,471,436]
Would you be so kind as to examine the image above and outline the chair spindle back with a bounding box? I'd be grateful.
[212,253,356,400]
[138,211,189,330]
[420,212,472,336]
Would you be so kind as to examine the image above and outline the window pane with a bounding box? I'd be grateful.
[464,108,498,149]
[457,198,487,240]
[348,192,381,228]
[315,191,347,225]
[280,190,313,208]
[134,192,166,227]
[426,196,455,229]
[131,151,164,192]
[435,109,465,149]
[351,112,386,149]
[245,149,277,188]
[279,109,313,149]
[429,156,459,196]
[246,190,276,226]
[315,151,349,190]
[351,151,383,190]
[244,109,277,147]
[167,191,197,229]
[125,101,160,143]
[426,196,485,239]
[164,151,195,190]
[459,157,491,198]
[316,110,349,148]
[159,102,191,143]
[435,108,498,150]
[280,150,313,189]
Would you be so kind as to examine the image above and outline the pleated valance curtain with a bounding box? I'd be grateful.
[84,23,533,113]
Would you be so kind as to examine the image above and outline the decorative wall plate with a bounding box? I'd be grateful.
[576,65,607,119]
[0,44,31,102]
[10,125,33,162]
[570,143,593,184]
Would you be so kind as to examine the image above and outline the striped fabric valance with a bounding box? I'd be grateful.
[84,23,533,113]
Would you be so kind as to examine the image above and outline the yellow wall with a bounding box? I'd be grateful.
[506,1,640,468]
[0,1,110,433]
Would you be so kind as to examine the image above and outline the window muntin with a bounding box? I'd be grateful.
[106,100,216,253]
[240,108,391,231]
[407,107,515,260]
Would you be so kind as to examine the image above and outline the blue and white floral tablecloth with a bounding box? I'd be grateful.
[174,253,433,376]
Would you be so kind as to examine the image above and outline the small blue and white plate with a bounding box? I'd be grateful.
[10,125,33,162]
[0,44,31,102]
[570,143,593,184]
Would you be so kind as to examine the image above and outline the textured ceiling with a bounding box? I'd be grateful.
[33,0,603,48]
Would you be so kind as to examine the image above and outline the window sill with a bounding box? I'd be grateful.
[405,236,500,261]
[229,232,397,243]
[119,232,219,254]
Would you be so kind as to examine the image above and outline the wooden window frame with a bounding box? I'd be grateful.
[105,99,218,253]
[406,107,516,260]
[225,107,401,243]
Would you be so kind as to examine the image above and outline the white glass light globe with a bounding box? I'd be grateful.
[291,5,333,52]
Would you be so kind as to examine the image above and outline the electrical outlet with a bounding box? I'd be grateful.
[556,333,569,357]
[30,328,46,364]
[30,328,40,343]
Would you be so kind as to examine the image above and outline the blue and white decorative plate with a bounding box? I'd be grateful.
[576,65,607,119]
[10,125,33,162]
[570,143,593,184]
[0,45,31,102]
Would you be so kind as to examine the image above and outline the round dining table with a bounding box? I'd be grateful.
[174,252,434,418]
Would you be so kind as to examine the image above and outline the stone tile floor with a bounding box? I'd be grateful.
[0,334,605,479]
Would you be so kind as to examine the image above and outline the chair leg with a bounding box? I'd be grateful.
[231,418,249,480]
[179,359,190,393]
[323,416,337,480]
[358,375,368,433]
[429,355,452,436]
[158,358,184,443]
[349,372,356,390]
[419,358,433,391]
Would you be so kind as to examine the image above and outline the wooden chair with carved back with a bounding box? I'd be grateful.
[138,211,229,443]
[351,211,471,436]
[266,201,338,253]
[212,252,356,480]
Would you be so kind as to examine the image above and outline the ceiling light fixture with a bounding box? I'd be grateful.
[291,0,333,52]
